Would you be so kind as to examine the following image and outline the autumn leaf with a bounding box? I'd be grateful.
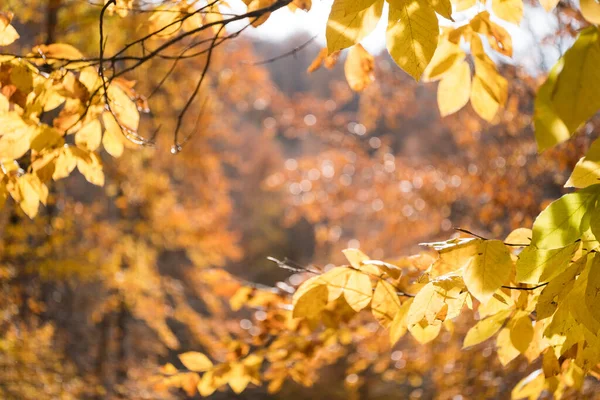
[386,0,439,81]
[326,0,384,54]
[179,352,213,372]
[344,44,375,92]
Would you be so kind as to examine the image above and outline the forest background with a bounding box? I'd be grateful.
[1,0,599,399]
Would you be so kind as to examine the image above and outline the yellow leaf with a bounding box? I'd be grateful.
[581,0,600,25]
[470,12,513,57]
[539,0,559,11]
[342,248,370,269]
[326,0,384,54]
[31,43,85,69]
[496,327,520,365]
[386,0,439,81]
[75,150,105,186]
[0,12,19,46]
[76,120,102,151]
[246,0,276,27]
[227,363,250,394]
[542,349,560,377]
[470,76,502,122]
[102,112,125,158]
[463,309,511,348]
[536,256,584,320]
[510,313,534,353]
[53,146,77,180]
[292,281,328,318]
[197,370,217,397]
[437,61,471,116]
[505,228,532,246]
[408,320,442,344]
[516,243,579,284]
[566,138,600,188]
[584,254,600,324]
[451,0,476,11]
[390,298,412,345]
[344,44,375,92]
[462,240,513,303]
[0,112,36,161]
[15,174,44,218]
[179,352,213,372]
[428,0,453,20]
[107,85,140,133]
[511,369,545,399]
[371,280,401,327]
[343,269,372,311]
[492,0,523,24]
[423,38,466,82]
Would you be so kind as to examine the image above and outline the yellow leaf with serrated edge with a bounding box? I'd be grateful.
[409,320,442,344]
[423,38,465,82]
[386,0,439,81]
[179,352,213,372]
[326,0,383,54]
[492,0,523,24]
[516,243,579,284]
[53,146,77,180]
[390,298,412,345]
[344,270,372,311]
[536,256,584,319]
[496,327,520,365]
[531,185,599,249]
[510,313,534,353]
[581,0,600,25]
[75,120,102,151]
[437,61,471,116]
[463,309,511,348]
[462,240,513,303]
[344,44,375,92]
[0,12,19,46]
[566,138,600,188]
[102,112,125,158]
[371,280,401,327]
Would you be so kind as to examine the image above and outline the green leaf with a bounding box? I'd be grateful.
[531,185,599,249]
[516,243,579,284]
[534,27,600,152]
[566,138,600,188]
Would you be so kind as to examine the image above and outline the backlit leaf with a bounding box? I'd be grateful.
[386,0,439,81]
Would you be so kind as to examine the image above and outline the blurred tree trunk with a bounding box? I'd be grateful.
[46,0,61,44]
